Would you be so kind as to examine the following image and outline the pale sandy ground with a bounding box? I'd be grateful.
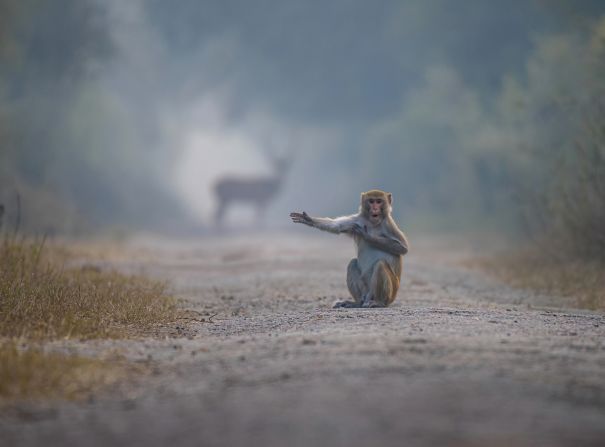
[1,232,604,447]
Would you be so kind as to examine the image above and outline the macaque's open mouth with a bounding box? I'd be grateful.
[371,213,380,218]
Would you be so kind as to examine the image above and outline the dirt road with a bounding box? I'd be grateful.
[2,233,604,446]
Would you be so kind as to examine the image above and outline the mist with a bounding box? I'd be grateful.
[1,0,604,239]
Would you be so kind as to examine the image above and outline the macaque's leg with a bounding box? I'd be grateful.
[334,259,366,308]
[363,260,399,308]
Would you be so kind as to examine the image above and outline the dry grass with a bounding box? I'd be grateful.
[0,236,179,404]
[475,250,605,310]
[0,237,180,340]
[0,341,138,404]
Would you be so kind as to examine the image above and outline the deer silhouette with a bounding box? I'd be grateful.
[213,155,291,226]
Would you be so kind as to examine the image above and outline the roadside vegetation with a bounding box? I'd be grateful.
[0,341,139,404]
[0,237,179,340]
[478,251,605,311]
[473,18,605,307]
[0,236,180,404]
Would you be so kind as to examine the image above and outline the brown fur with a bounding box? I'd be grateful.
[290,189,409,308]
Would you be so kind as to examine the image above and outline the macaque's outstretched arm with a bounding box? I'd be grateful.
[290,211,358,234]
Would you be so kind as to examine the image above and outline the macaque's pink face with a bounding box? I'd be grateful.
[367,197,384,225]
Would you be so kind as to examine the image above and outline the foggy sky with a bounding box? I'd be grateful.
[1,0,604,232]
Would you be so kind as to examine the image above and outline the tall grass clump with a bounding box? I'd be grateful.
[0,237,179,340]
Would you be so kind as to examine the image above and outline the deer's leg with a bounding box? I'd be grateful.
[255,202,268,224]
[216,199,228,225]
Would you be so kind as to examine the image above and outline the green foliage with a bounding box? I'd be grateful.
[0,0,186,233]
[359,15,605,257]
[542,103,605,259]
[361,66,517,232]
[1,1,604,245]
[501,18,605,261]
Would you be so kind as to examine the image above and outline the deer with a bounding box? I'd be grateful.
[213,154,292,226]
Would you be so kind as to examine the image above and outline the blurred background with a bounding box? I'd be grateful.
[1,0,604,259]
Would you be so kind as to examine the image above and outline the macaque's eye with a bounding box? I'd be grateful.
[375,199,382,204]
[368,199,375,204]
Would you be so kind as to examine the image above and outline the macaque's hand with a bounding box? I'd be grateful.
[290,211,314,226]
[351,222,368,238]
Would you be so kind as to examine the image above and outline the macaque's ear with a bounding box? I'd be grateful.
[387,193,392,205]
[360,192,366,204]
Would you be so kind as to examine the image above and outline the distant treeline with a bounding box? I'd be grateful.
[0,0,188,234]
[359,17,605,261]
[0,0,604,261]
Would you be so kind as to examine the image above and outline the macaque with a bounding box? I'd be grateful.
[290,189,408,308]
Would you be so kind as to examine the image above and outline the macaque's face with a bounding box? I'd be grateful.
[367,197,385,225]
[361,190,392,226]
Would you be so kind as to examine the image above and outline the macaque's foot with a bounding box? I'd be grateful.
[361,299,385,308]
[333,300,360,309]
[360,293,375,308]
